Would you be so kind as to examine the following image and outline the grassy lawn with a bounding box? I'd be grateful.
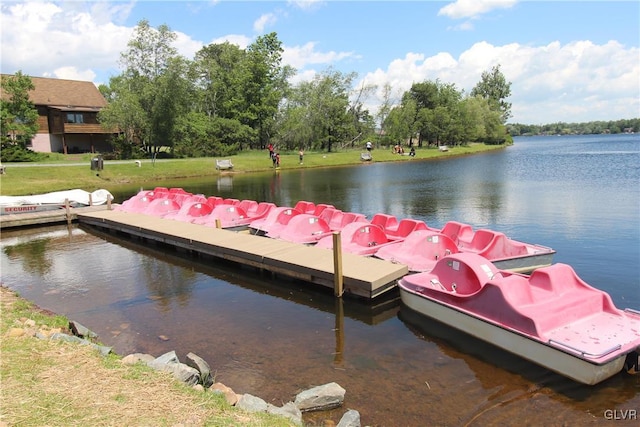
[0,287,296,426]
[0,144,506,196]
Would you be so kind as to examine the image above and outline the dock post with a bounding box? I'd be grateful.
[65,199,71,225]
[334,298,344,363]
[215,218,222,229]
[332,232,344,297]
[107,195,112,210]
[89,193,93,206]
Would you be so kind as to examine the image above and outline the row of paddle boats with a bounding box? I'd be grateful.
[117,187,555,274]
[117,187,640,385]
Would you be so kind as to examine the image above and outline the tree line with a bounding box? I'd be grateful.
[508,119,640,136]
[96,20,514,159]
[4,20,635,163]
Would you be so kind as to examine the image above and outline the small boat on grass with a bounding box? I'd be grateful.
[1,189,113,215]
[398,252,640,385]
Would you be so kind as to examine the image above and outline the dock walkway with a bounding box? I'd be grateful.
[1,205,111,229]
[78,210,408,299]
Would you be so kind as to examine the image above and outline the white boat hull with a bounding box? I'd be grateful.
[400,288,629,385]
[491,251,555,273]
[0,189,113,215]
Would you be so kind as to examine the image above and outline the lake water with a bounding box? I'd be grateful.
[2,134,639,426]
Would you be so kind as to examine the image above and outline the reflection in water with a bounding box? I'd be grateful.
[2,134,639,426]
[140,256,198,311]
[3,237,53,276]
[398,305,640,423]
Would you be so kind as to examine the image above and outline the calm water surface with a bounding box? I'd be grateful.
[2,134,639,426]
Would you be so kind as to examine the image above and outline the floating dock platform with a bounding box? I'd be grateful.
[0,205,111,229]
[78,210,408,300]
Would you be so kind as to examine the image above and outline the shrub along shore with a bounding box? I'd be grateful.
[0,143,505,196]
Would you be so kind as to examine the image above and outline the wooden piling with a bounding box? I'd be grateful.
[65,199,71,225]
[215,218,222,229]
[333,231,344,297]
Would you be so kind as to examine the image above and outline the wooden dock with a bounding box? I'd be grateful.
[78,210,408,299]
[0,205,112,229]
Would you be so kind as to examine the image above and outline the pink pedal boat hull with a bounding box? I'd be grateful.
[398,252,640,385]
[316,221,398,256]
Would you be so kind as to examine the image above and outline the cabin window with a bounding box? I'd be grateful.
[66,113,84,123]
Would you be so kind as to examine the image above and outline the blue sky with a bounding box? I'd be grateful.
[1,0,638,124]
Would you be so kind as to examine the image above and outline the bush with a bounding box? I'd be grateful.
[0,145,49,162]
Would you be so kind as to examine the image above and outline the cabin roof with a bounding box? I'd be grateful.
[1,74,107,109]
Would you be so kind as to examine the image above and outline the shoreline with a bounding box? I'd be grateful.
[0,143,507,196]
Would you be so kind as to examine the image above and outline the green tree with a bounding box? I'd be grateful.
[192,42,246,120]
[99,19,188,157]
[406,80,462,146]
[0,71,39,160]
[470,64,512,123]
[242,32,293,149]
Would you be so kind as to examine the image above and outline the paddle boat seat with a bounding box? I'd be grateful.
[319,207,338,224]
[237,199,258,214]
[385,218,429,239]
[329,211,368,231]
[142,198,181,217]
[370,213,399,231]
[312,203,335,216]
[294,200,316,214]
[117,193,153,213]
[375,230,459,271]
[460,229,530,259]
[249,207,302,235]
[342,223,394,255]
[206,196,224,207]
[197,204,249,228]
[248,202,276,219]
[275,214,332,244]
[163,195,208,220]
[425,253,500,296]
[440,221,474,246]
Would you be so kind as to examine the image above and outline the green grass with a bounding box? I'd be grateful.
[0,287,297,427]
[0,144,505,196]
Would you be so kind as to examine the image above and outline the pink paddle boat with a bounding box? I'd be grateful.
[248,206,302,236]
[316,221,397,256]
[441,221,556,273]
[398,252,640,385]
[375,230,459,271]
[272,214,333,244]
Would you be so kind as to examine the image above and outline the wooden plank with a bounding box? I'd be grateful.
[0,205,111,229]
[78,209,408,299]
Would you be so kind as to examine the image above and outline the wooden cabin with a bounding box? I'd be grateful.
[1,74,116,154]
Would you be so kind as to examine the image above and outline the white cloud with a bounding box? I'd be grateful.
[1,1,132,84]
[46,66,96,82]
[287,0,325,12]
[439,0,518,19]
[2,1,636,125]
[282,41,356,70]
[359,40,640,124]
[253,12,277,33]
[209,34,252,50]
